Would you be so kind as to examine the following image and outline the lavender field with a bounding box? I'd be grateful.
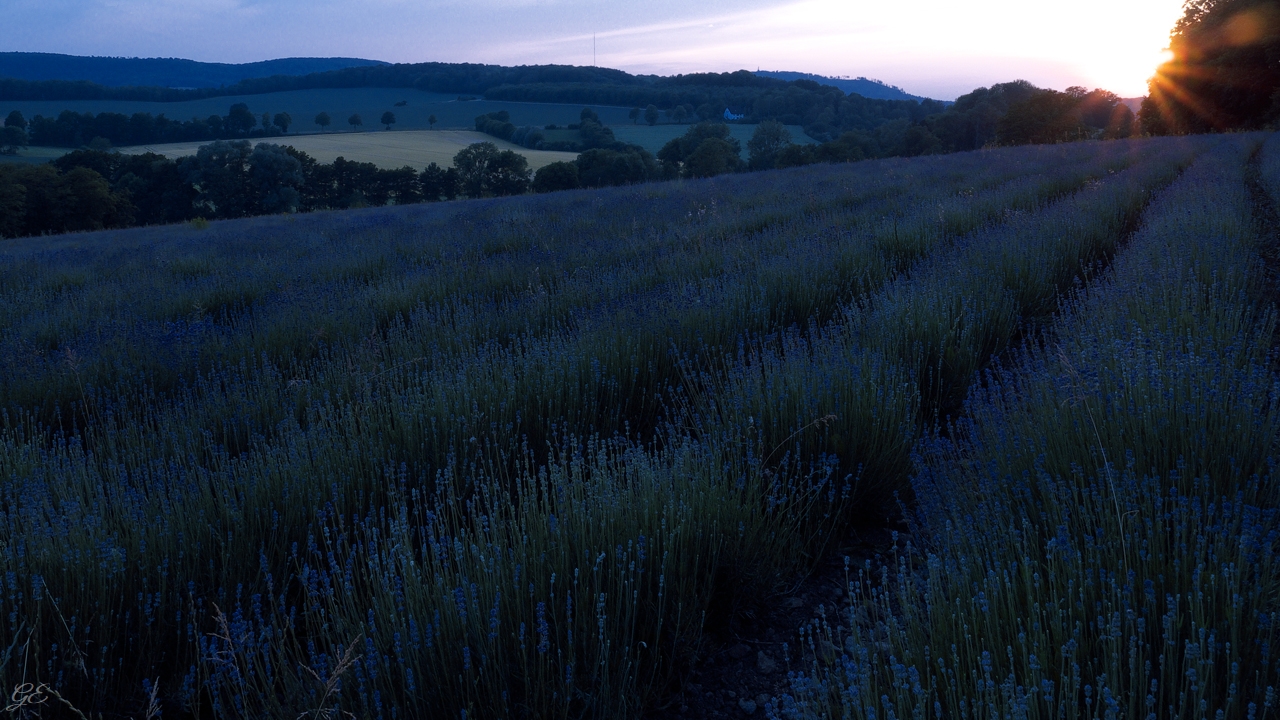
[2,133,1278,719]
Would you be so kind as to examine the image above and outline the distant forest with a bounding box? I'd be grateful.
[0,53,387,89]
[0,62,948,144]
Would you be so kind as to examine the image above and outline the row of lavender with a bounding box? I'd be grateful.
[0,137,1210,717]
[0,143,1127,437]
[778,135,1279,717]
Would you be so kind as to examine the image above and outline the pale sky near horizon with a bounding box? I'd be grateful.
[2,0,1186,100]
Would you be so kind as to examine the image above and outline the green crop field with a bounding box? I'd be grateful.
[610,122,815,155]
[114,129,579,170]
[5,134,1279,720]
[0,145,66,165]
[0,87,638,133]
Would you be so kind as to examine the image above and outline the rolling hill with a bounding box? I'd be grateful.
[0,52,387,88]
[754,70,933,101]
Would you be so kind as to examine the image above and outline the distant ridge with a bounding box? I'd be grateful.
[0,53,388,89]
[755,70,932,102]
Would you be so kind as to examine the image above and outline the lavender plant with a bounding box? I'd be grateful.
[780,134,1279,719]
[0,136,1233,718]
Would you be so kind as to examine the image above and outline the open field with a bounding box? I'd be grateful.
[0,87,638,132]
[610,122,815,155]
[0,145,66,164]
[2,124,813,169]
[3,134,1279,719]
[116,129,579,170]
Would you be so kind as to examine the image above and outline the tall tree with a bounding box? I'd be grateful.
[273,112,292,133]
[248,143,304,214]
[0,126,27,155]
[381,111,396,130]
[997,89,1088,145]
[1142,0,1280,133]
[3,110,24,129]
[348,113,363,131]
[420,162,458,201]
[224,103,256,135]
[180,139,254,218]
[452,141,530,197]
[533,161,580,192]
[315,112,331,132]
[682,137,744,178]
[747,120,792,170]
[428,114,438,129]
[644,104,659,126]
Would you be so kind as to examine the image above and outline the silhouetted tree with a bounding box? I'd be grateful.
[224,103,256,135]
[683,137,744,178]
[1143,0,1280,133]
[533,161,580,192]
[348,113,363,131]
[575,147,658,187]
[381,111,396,130]
[315,112,331,132]
[249,143,304,213]
[658,122,741,176]
[180,139,254,218]
[55,149,198,225]
[475,111,516,141]
[0,126,27,155]
[0,170,24,237]
[453,141,530,197]
[1105,104,1136,139]
[773,143,816,168]
[0,163,130,237]
[3,110,24,129]
[273,112,292,133]
[629,107,641,124]
[428,114,437,129]
[997,89,1088,145]
[382,166,421,204]
[747,120,791,170]
[899,124,942,155]
[644,104,659,126]
[420,162,458,201]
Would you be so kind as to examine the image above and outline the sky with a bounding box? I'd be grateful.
[2,0,1186,100]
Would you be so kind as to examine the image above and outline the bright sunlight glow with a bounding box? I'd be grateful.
[492,0,1188,98]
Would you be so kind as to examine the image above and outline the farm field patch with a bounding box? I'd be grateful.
[0,87,638,133]
[116,129,579,169]
[610,122,815,155]
[0,145,66,164]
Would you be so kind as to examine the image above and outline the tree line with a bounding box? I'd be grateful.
[0,138,556,238]
[0,62,644,103]
[0,104,303,149]
[2,84,1150,241]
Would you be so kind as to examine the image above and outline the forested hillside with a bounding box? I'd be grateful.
[0,53,387,88]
